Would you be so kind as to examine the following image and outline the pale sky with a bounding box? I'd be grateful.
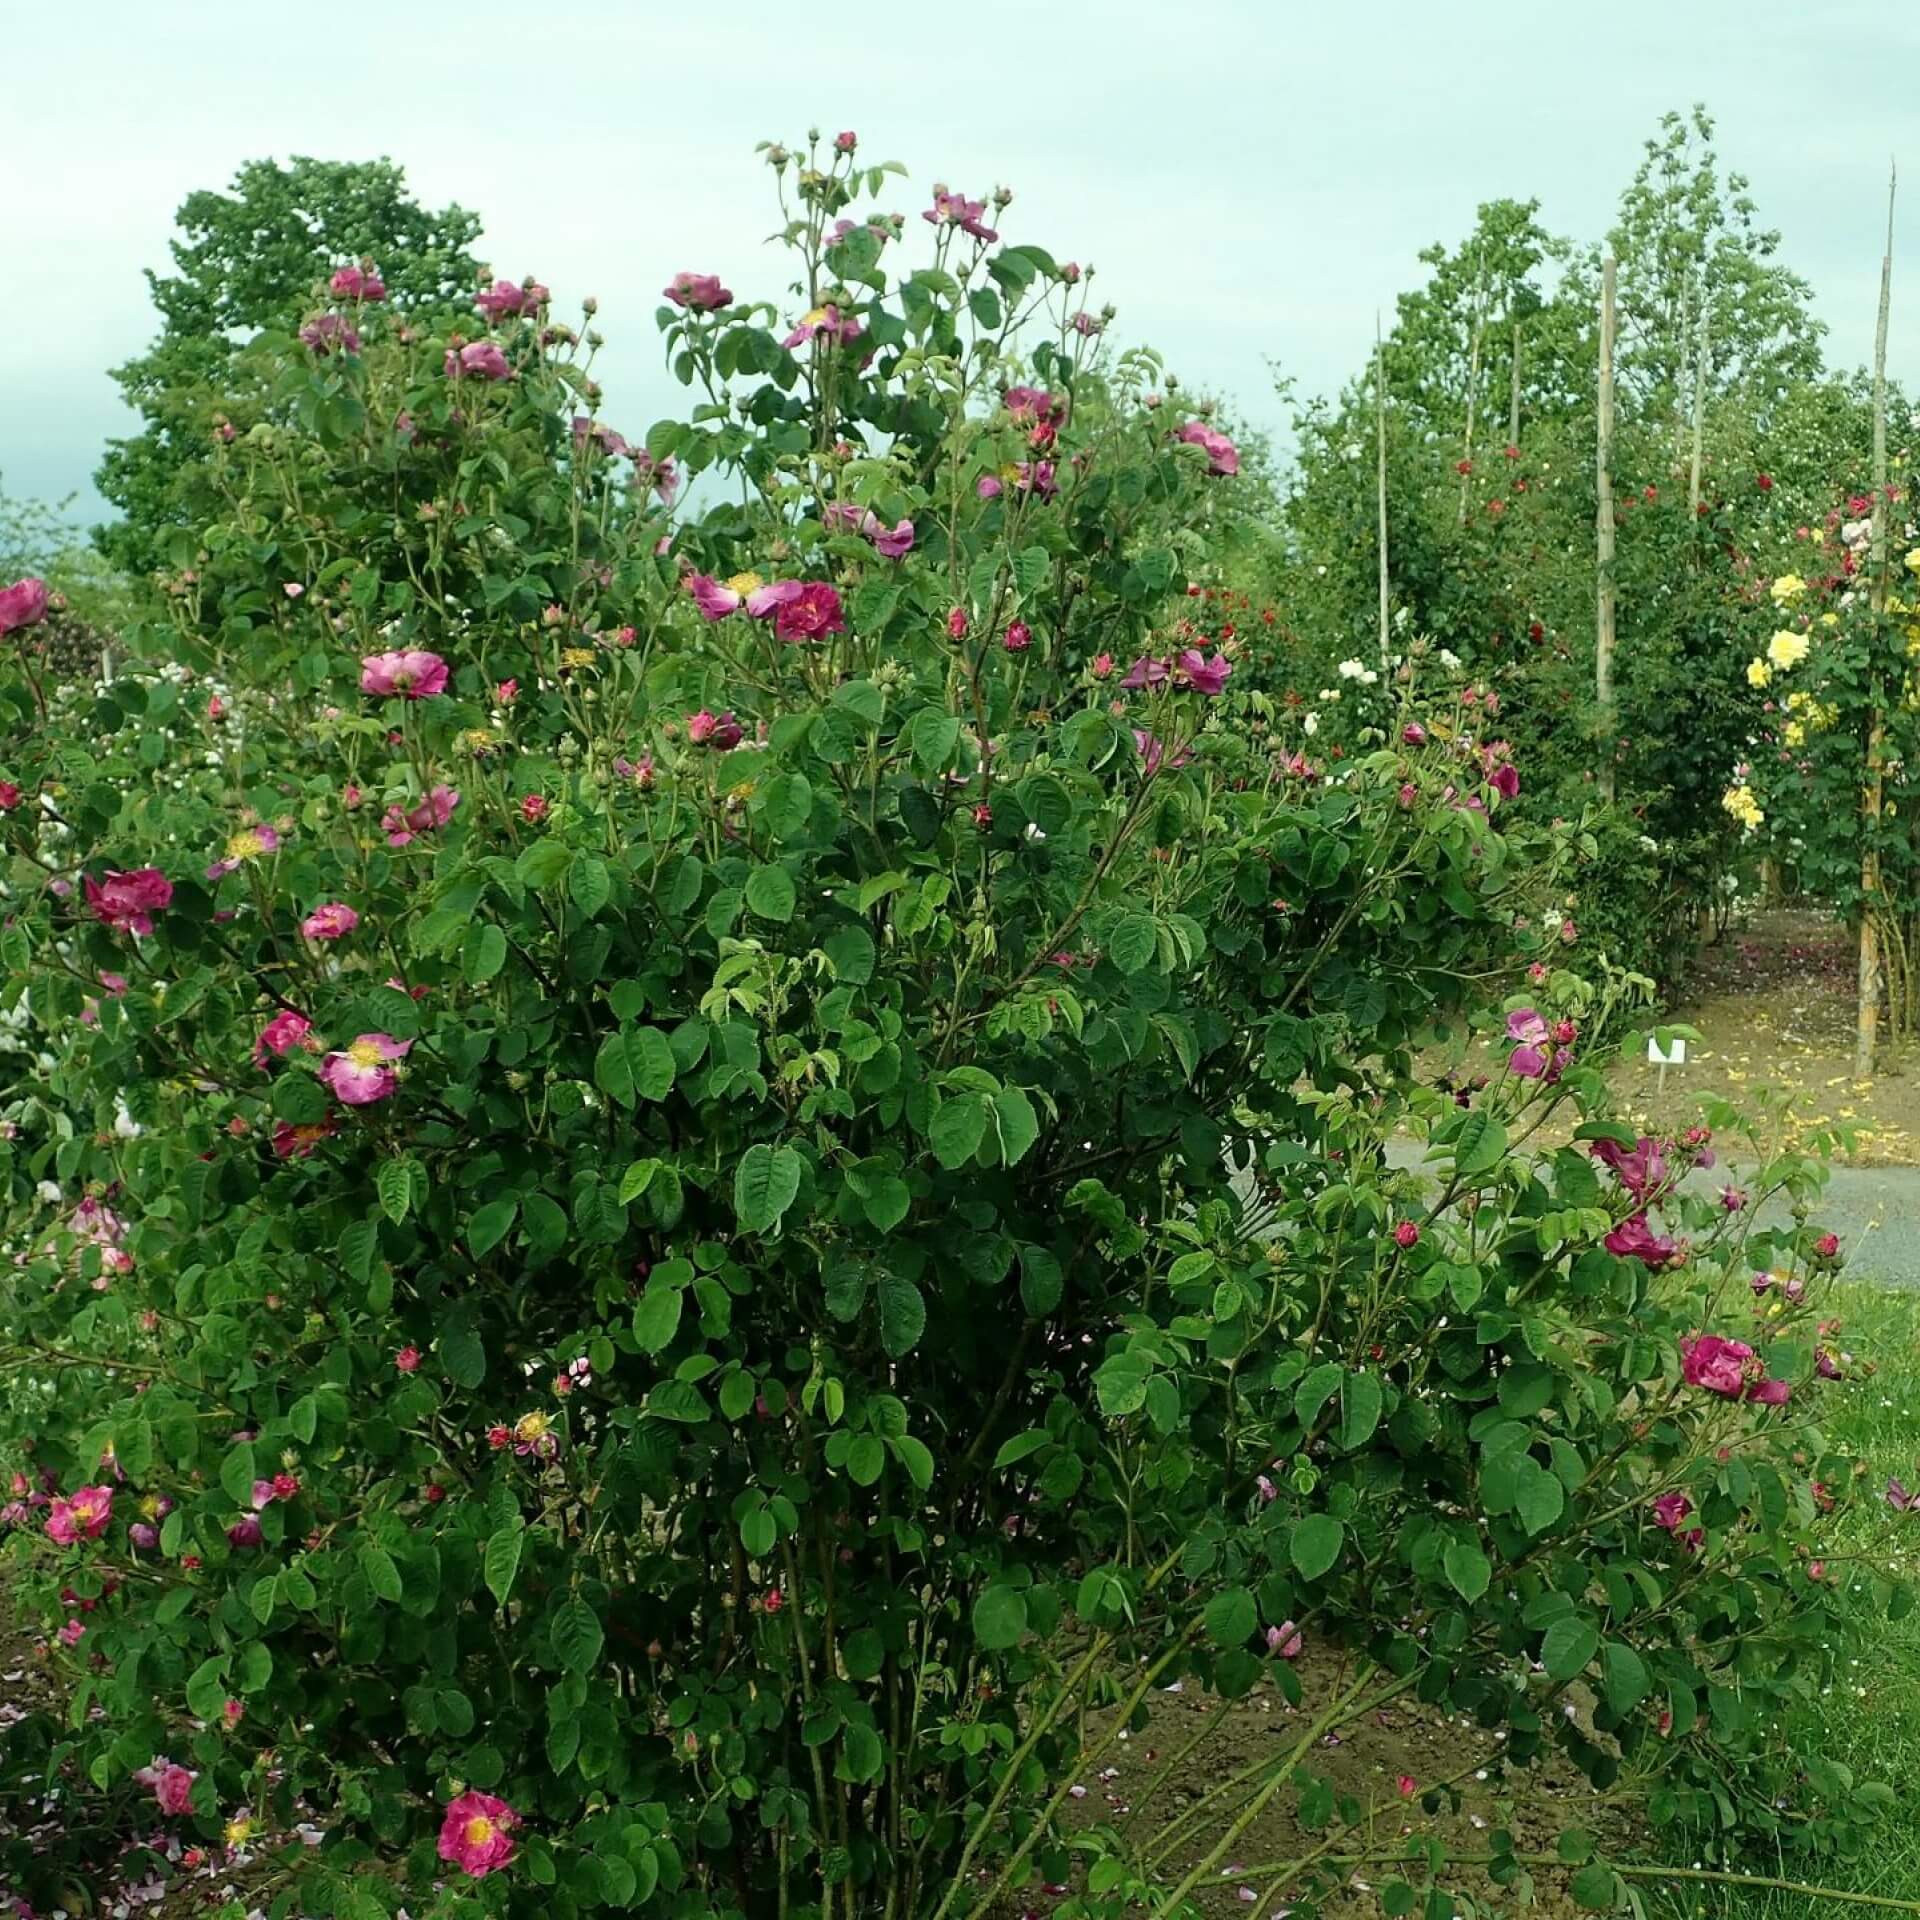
[7,0,1918,531]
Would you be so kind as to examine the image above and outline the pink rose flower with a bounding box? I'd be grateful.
[1605,1212,1677,1267]
[1265,1620,1303,1658]
[439,1790,519,1878]
[360,650,449,699]
[475,277,547,319]
[382,785,461,848]
[922,189,998,244]
[445,340,512,381]
[301,903,360,941]
[0,577,50,634]
[663,273,733,312]
[317,1033,412,1107]
[329,263,386,302]
[85,869,173,937]
[227,1516,264,1548]
[45,1485,114,1545]
[1176,419,1240,476]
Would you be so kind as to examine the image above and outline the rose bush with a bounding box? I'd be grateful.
[0,135,1901,1919]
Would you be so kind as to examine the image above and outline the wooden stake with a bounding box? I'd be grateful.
[1376,314,1390,667]
[1595,254,1618,803]
[1858,164,1897,1077]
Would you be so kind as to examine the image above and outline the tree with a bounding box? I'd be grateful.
[94,157,483,578]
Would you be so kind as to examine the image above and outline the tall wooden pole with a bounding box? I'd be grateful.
[1376,314,1390,668]
[1858,165,1896,1076]
[1595,255,1618,804]
[1457,255,1487,526]
[1508,318,1522,449]
[1686,299,1710,519]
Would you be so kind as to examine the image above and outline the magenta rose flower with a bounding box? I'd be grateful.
[774,582,845,644]
[1174,648,1232,695]
[360,650,448,699]
[253,1009,316,1069]
[1680,1333,1755,1397]
[1605,1212,1677,1266]
[318,1033,412,1107]
[686,573,748,620]
[0,577,50,634]
[1591,1135,1671,1200]
[84,869,173,937]
[439,1790,519,1877]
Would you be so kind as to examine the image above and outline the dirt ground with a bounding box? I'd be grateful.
[1062,1657,1628,1920]
[1596,910,1920,1164]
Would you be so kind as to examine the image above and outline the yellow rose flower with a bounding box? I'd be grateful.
[1770,574,1806,606]
[1767,630,1810,672]
[1746,658,1773,689]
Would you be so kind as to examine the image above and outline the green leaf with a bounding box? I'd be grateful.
[910,709,962,774]
[1293,1362,1343,1430]
[463,921,508,985]
[376,1157,413,1226]
[877,1272,927,1357]
[1602,1640,1650,1714]
[972,1584,1028,1650]
[185,1656,228,1721]
[1336,1372,1383,1450]
[991,1086,1040,1166]
[618,1158,662,1203]
[1204,1587,1257,1646]
[569,854,612,917]
[626,1027,676,1101]
[1453,1110,1508,1176]
[220,1442,257,1507]
[861,1176,911,1233]
[595,1030,636,1106]
[552,1595,604,1675]
[929,1093,989,1168]
[758,772,814,842]
[1442,1540,1491,1603]
[633,1285,684,1355]
[361,1543,404,1603]
[1291,1514,1344,1581]
[745,864,797,923]
[847,1435,886,1486]
[1541,1616,1600,1683]
[467,1197,519,1258]
[440,1322,486,1389]
[1513,1460,1565,1536]
[485,1525,525,1606]
[734,1143,803,1234]
[1109,913,1158,975]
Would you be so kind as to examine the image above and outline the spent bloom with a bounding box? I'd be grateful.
[922,187,999,243]
[301,902,360,941]
[382,785,461,848]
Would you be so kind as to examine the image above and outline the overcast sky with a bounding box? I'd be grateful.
[8,0,1919,532]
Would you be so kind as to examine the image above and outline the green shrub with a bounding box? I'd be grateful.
[0,137,1896,1920]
